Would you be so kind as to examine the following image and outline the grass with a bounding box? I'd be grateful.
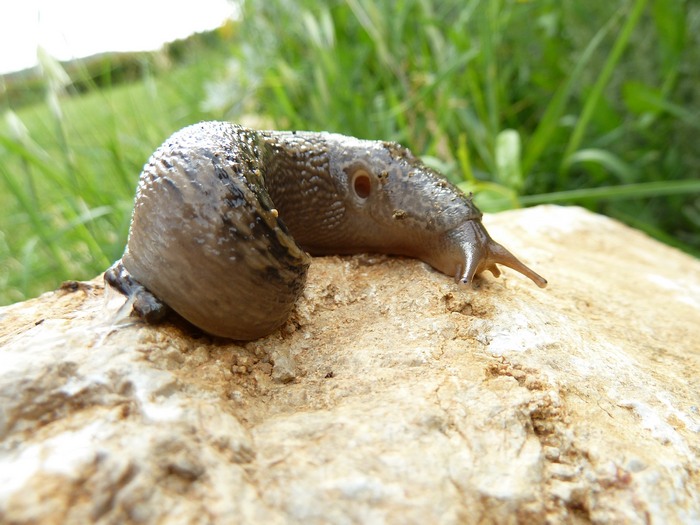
[0,44,228,304]
[0,0,698,305]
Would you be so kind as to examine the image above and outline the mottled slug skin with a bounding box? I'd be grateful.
[106,121,546,340]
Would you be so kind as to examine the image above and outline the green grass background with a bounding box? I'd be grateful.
[1,0,699,306]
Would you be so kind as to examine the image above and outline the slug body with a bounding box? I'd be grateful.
[106,122,546,340]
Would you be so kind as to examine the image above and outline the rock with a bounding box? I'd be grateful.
[0,205,698,524]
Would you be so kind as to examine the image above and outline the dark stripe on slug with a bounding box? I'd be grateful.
[211,156,248,209]
[274,214,292,236]
[159,176,185,205]
[221,182,247,209]
[161,176,179,192]
[215,180,305,270]
[263,216,308,268]
[263,264,285,285]
[214,159,230,180]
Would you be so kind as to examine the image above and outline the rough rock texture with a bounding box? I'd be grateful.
[0,205,699,524]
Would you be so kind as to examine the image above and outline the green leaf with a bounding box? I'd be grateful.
[622,80,700,128]
[563,148,638,184]
[494,129,523,192]
[622,81,664,115]
[457,180,520,212]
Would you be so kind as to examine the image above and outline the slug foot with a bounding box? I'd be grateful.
[104,260,170,323]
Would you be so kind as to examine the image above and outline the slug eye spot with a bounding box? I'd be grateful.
[352,170,372,199]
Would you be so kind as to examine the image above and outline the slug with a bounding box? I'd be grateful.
[105,121,546,340]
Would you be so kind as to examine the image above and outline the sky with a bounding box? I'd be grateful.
[0,0,237,74]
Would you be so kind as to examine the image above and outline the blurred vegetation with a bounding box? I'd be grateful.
[1,29,230,108]
[0,0,699,305]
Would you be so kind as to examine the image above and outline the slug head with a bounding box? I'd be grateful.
[431,220,548,288]
[324,136,547,288]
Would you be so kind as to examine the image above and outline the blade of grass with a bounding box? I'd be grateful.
[522,6,624,174]
[344,0,403,85]
[559,0,649,179]
[482,0,500,137]
[0,135,113,267]
[612,208,700,257]
[456,133,476,184]
[0,163,72,275]
[386,48,479,117]
[517,179,700,206]
[59,199,114,268]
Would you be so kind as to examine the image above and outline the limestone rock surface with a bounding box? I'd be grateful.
[0,205,699,524]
